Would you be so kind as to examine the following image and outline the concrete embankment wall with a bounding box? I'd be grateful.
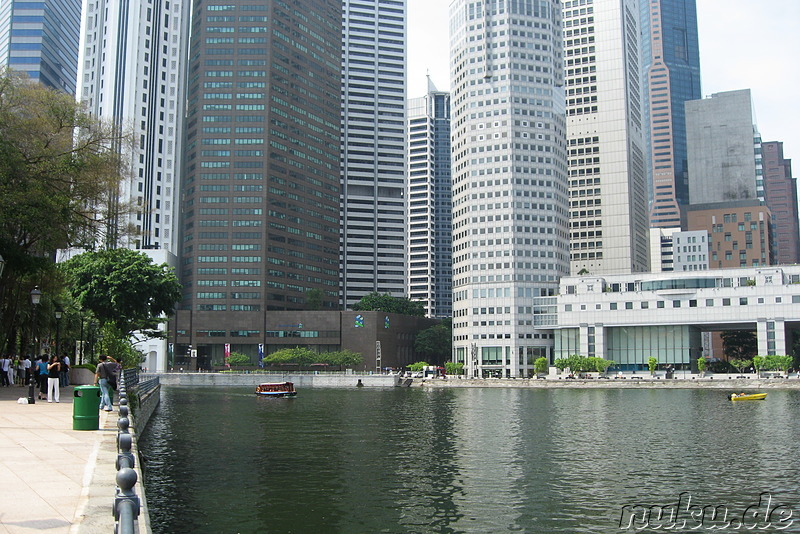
[134,383,161,431]
[148,372,400,388]
[421,377,800,390]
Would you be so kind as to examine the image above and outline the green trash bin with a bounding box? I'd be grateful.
[73,386,101,430]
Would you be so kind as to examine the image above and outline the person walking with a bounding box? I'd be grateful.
[94,354,117,412]
[22,356,31,386]
[60,354,70,387]
[0,355,10,386]
[47,355,61,403]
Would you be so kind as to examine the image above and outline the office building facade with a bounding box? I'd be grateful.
[640,0,701,228]
[564,0,650,275]
[449,0,568,378]
[686,89,762,206]
[77,0,191,253]
[406,78,452,318]
[177,0,343,363]
[0,0,81,94]
[340,0,407,309]
[761,141,799,265]
[687,201,773,269]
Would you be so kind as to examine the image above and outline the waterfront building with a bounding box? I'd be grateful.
[639,0,701,229]
[564,0,650,275]
[760,141,799,265]
[177,0,343,365]
[449,0,568,378]
[77,0,191,254]
[685,89,762,206]
[340,0,407,309]
[648,227,676,272]
[0,0,81,94]
[671,229,708,272]
[171,310,438,372]
[554,266,800,368]
[406,78,452,318]
[687,201,774,269]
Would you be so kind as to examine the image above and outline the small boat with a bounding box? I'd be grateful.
[255,382,297,397]
[729,393,767,401]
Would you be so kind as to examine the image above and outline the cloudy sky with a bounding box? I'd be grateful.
[407,0,800,161]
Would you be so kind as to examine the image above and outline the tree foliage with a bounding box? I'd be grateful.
[696,357,707,374]
[414,320,451,363]
[352,292,426,317]
[262,347,364,368]
[721,330,757,360]
[534,357,549,375]
[648,356,658,374]
[60,249,181,337]
[728,358,751,374]
[408,361,429,372]
[444,361,464,376]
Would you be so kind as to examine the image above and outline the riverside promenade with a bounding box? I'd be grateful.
[0,384,136,533]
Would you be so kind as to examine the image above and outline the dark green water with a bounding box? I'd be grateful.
[139,387,800,533]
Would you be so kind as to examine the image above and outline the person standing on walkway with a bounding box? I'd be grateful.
[60,354,70,387]
[47,355,61,403]
[35,355,48,400]
[15,355,24,385]
[95,354,116,411]
[0,355,10,386]
[21,356,31,386]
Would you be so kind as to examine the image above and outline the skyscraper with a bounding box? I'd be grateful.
[564,0,650,275]
[449,0,568,378]
[340,0,407,309]
[686,89,761,206]
[177,0,343,363]
[640,0,701,229]
[0,0,81,94]
[761,141,800,264]
[407,77,452,318]
[77,0,191,253]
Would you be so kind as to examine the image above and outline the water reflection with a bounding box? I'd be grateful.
[139,387,800,533]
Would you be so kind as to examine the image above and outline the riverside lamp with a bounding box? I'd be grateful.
[29,287,42,404]
[54,308,63,356]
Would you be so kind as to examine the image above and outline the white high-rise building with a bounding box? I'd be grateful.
[76,0,190,254]
[449,0,568,378]
[340,0,407,309]
[407,77,452,318]
[563,0,650,275]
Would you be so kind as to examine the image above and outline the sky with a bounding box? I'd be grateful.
[407,0,800,161]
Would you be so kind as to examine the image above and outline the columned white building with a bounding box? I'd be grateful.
[563,0,650,275]
[340,0,407,309]
[77,0,190,254]
[449,0,568,378]
[554,266,800,369]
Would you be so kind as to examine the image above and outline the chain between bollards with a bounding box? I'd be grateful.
[113,372,140,533]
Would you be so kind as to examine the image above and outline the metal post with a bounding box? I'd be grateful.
[54,309,62,357]
[28,287,41,404]
[79,315,84,365]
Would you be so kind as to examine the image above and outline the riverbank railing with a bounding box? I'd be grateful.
[114,371,141,534]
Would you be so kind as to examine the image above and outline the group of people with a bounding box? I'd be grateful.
[31,354,71,403]
[0,354,72,389]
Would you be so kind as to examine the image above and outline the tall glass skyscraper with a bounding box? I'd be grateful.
[177,0,343,364]
[640,0,701,229]
[0,0,81,94]
[340,0,407,309]
[449,0,567,378]
[406,77,452,318]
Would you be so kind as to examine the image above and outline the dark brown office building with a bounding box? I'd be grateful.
[761,141,800,265]
[178,0,342,363]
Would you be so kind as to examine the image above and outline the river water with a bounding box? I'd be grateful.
[138,386,800,533]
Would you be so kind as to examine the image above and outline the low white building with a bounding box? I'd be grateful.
[553,266,800,370]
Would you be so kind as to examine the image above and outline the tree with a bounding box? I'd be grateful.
[60,249,181,337]
[648,356,658,375]
[729,358,751,375]
[414,320,451,364]
[444,361,464,376]
[593,358,615,374]
[263,347,318,365]
[534,357,549,375]
[324,350,363,368]
[721,330,757,360]
[352,292,426,317]
[227,352,251,366]
[305,288,324,311]
[408,361,429,372]
[553,358,569,372]
[752,355,765,375]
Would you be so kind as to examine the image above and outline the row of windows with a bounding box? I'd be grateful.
[565,295,794,312]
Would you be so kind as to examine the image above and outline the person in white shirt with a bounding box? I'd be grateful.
[0,356,10,387]
[22,356,32,385]
[60,355,71,387]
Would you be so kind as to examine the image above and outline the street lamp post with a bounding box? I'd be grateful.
[29,287,42,404]
[79,314,84,365]
[54,308,62,357]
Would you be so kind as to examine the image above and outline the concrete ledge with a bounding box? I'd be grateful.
[421,377,800,389]
[150,372,399,388]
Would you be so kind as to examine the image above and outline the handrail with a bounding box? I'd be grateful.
[113,371,141,533]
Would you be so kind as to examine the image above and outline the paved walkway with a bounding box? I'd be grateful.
[0,383,122,533]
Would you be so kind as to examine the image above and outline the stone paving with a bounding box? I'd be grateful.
[0,383,124,533]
